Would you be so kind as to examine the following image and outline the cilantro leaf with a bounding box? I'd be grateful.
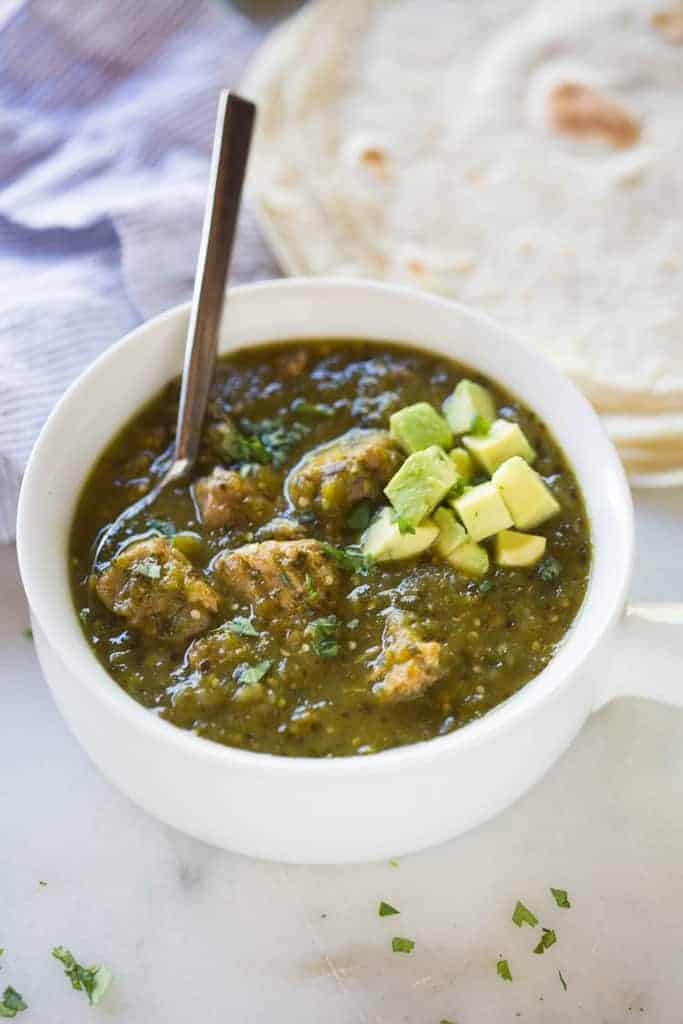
[321,543,374,576]
[512,900,538,928]
[538,557,562,582]
[0,987,27,1017]
[558,968,567,991]
[51,947,112,1006]
[550,887,571,908]
[388,858,399,868]
[392,512,416,535]
[378,901,399,917]
[226,617,259,637]
[469,414,491,437]
[391,937,415,954]
[131,558,161,580]
[348,501,373,532]
[533,927,557,954]
[236,660,272,685]
[478,579,493,594]
[310,616,339,658]
[291,397,334,418]
[147,518,175,537]
[279,568,293,588]
[496,958,512,981]
[22,628,32,641]
[305,573,318,602]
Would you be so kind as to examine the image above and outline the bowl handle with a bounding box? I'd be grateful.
[593,603,683,710]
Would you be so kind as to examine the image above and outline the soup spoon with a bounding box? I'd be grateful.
[92,90,256,567]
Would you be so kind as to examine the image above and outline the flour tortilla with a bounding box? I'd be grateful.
[244,0,683,484]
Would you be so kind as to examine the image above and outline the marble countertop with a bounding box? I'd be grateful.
[2,486,683,1023]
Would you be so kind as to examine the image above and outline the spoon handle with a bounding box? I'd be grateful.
[169,90,256,481]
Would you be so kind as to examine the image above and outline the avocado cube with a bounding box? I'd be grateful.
[433,506,467,558]
[442,379,496,435]
[464,419,536,475]
[361,507,438,562]
[447,537,490,577]
[452,481,513,542]
[448,446,474,482]
[390,402,453,453]
[494,529,547,567]
[384,445,459,528]
[493,456,560,529]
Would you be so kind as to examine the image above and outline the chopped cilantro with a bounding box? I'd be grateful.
[391,937,415,954]
[321,543,373,576]
[389,858,399,868]
[538,557,562,582]
[348,501,373,531]
[236,660,272,685]
[512,900,538,928]
[447,478,466,500]
[469,414,491,437]
[305,574,318,602]
[0,987,27,1017]
[147,518,175,537]
[131,558,161,580]
[550,887,571,908]
[496,958,512,981]
[378,901,399,917]
[240,417,309,469]
[533,928,557,954]
[279,568,293,588]
[478,579,493,594]
[558,969,567,991]
[22,628,32,641]
[39,880,47,887]
[310,616,339,658]
[291,397,334,418]
[392,512,416,535]
[51,947,112,1006]
[226,617,259,637]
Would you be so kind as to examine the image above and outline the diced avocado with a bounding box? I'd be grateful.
[447,538,490,577]
[463,419,536,475]
[384,445,459,528]
[361,507,438,562]
[492,456,560,529]
[433,506,467,558]
[495,530,547,567]
[452,481,513,542]
[390,402,453,453]
[448,446,474,482]
[442,379,496,435]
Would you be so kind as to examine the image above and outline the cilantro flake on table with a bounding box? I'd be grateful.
[558,968,568,991]
[51,947,112,1006]
[496,958,512,981]
[0,987,27,1018]
[512,900,538,928]
[391,936,415,954]
[378,901,399,917]
[550,887,571,908]
[533,928,557,954]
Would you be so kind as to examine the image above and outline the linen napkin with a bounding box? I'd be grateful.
[0,0,282,543]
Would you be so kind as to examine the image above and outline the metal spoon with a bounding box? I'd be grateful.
[92,90,256,567]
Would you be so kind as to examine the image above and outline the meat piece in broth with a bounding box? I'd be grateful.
[213,539,339,615]
[194,466,276,530]
[94,537,218,642]
[370,610,443,701]
[287,428,402,516]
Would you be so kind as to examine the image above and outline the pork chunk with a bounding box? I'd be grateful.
[213,539,339,615]
[194,466,275,530]
[95,537,218,642]
[370,610,443,701]
[287,429,402,516]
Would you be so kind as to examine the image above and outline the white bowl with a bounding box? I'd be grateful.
[17,278,671,863]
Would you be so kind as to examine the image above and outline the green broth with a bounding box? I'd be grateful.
[69,340,590,757]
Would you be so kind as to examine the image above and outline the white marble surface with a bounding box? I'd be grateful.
[2,486,683,1024]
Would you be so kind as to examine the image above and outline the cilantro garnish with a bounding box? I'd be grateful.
[512,901,538,928]
[538,557,561,582]
[378,901,399,917]
[348,501,373,532]
[291,397,334,418]
[469,414,491,437]
[131,558,161,580]
[321,543,373,576]
[0,987,27,1017]
[279,568,293,588]
[147,518,175,537]
[558,969,567,991]
[51,947,112,1006]
[236,660,272,686]
[533,928,557,954]
[39,880,47,887]
[240,417,309,469]
[389,858,399,868]
[496,958,512,981]
[392,512,416,535]
[305,574,318,602]
[391,937,415,954]
[22,628,32,641]
[226,617,259,637]
[478,579,493,594]
[310,616,339,658]
[550,887,571,908]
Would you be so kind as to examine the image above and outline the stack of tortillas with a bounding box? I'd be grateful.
[244,0,683,486]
